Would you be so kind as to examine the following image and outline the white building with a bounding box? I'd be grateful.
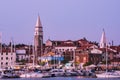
[55,46,76,52]
[54,40,77,52]
[91,48,103,54]
[0,49,16,68]
[16,49,27,61]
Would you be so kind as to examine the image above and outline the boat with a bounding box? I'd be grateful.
[50,69,65,77]
[96,31,120,78]
[115,70,120,74]
[96,71,120,78]
[65,70,79,77]
[20,72,43,78]
[2,72,20,78]
[0,69,20,78]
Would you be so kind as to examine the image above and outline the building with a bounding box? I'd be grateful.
[16,49,27,61]
[53,40,77,62]
[44,40,77,63]
[44,38,99,64]
[43,32,120,67]
[75,45,102,65]
[0,48,16,68]
[34,15,43,64]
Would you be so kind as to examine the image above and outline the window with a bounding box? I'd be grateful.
[6,57,8,60]
[1,62,3,65]
[56,49,58,51]
[108,57,110,60]
[21,56,23,60]
[6,62,8,65]
[11,57,12,60]
[6,52,8,55]
[79,51,81,53]
[102,56,104,59]
[72,57,73,60]
[1,53,3,55]
[1,57,3,60]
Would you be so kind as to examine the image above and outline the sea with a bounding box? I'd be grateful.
[0,77,120,80]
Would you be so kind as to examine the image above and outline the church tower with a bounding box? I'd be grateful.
[100,29,107,48]
[34,15,43,64]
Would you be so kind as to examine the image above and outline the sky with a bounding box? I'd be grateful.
[0,0,120,45]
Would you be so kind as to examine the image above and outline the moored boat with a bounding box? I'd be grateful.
[50,69,65,77]
[20,72,43,78]
[96,71,120,78]
[0,69,20,78]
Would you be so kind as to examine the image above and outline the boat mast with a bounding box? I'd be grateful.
[73,50,75,68]
[105,45,108,74]
[28,44,31,63]
[10,38,13,68]
[0,32,2,54]
[0,32,2,68]
[32,44,35,68]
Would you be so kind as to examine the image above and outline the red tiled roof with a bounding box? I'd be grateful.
[110,46,120,52]
[2,48,15,52]
[98,48,115,53]
[76,44,95,50]
[55,44,76,47]
[77,39,89,44]
[52,40,76,47]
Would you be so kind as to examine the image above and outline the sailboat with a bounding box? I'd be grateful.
[96,29,120,78]
[96,46,120,78]
[20,44,43,78]
[20,44,50,78]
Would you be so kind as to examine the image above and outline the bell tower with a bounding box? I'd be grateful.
[34,15,43,64]
[100,29,106,48]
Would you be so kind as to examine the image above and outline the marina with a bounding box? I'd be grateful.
[0,1,120,80]
[0,66,120,79]
[0,16,120,79]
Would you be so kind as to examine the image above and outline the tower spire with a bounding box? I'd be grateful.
[35,15,42,27]
[100,29,107,48]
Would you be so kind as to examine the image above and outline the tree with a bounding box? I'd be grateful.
[15,44,27,48]
[83,37,87,41]
[61,60,69,64]
[83,62,92,67]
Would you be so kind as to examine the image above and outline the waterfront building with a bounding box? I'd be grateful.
[75,45,102,65]
[50,40,77,63]
[0,48,16,68]
[16,49,28,62]
[44,39,99,65]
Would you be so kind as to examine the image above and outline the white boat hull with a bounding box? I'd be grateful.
[96,72,120,78]
[20,72,43,78]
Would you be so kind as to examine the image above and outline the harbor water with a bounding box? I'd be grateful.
[0,77,120,80]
